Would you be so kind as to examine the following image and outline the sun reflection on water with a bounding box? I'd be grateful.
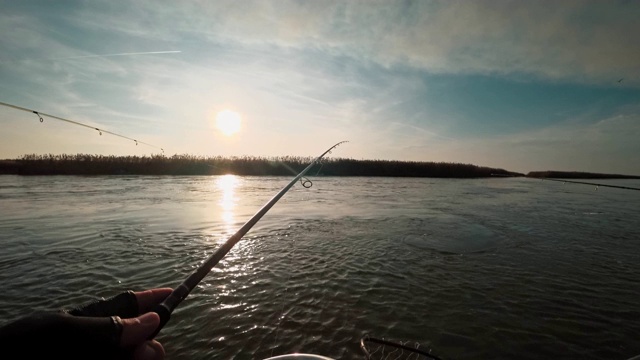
[216,174,240,235]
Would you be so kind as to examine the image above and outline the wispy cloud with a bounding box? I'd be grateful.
[50,51,181,61]
[433,109,640,174]
[68,0,640,86]
[2,1,639,174]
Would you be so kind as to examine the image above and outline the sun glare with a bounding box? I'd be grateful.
[215,110,242,136]
[216,174,239,234]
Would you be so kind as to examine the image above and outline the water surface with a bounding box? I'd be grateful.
[0,175,639,359]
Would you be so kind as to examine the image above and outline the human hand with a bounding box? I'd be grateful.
[0,287,173,360]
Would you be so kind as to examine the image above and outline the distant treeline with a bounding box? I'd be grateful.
[0,154,521,178]
[527,171,640,179]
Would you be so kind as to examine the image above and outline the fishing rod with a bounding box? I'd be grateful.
[150,140,348,338]
[492,173,640,191]
[0,100,164,153]
[534,177,640,191]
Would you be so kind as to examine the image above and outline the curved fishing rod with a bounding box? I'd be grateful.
[150,140,348,338]
[0,100,164,153]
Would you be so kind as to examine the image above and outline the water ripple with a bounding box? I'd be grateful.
[1,177,639,359]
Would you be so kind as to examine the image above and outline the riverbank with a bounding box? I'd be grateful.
[0,154,520,177]
[526,171,640,179]
[2,155,639,179]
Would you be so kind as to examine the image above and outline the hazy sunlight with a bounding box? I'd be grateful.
[216,174,239,234]
[215,110,242,136]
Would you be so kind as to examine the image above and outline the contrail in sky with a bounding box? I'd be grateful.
[51,51,181,60]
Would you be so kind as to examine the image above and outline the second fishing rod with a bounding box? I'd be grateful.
[149,141,348,338]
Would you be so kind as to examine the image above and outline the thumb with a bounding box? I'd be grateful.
[120,312,161,346]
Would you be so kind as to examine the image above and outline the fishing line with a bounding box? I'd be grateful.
[149,141,348,338]
[0,101,165,153]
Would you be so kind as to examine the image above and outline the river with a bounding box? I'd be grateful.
[0,175,639,359]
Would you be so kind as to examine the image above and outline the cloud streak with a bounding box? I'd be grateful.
[71,0,640,86]
[2,1,639,174]
[50,51,181,61]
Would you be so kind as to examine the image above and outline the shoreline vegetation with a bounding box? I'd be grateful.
[0,154,518,177]
[0,154,637,179]
[525,171,640,179]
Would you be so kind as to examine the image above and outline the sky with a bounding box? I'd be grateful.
[1,0,639,175]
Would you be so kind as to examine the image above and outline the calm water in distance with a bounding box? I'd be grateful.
[0,175,639,360]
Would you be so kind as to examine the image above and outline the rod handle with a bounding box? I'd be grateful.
[148,303,171,339]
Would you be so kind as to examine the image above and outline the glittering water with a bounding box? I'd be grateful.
[1,175,639,360]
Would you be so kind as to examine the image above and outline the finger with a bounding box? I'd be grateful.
[133,340,165,360]
[0,312,124,359]
[120,312,161,346]
[134,288,173,313]
[67,291,138,318]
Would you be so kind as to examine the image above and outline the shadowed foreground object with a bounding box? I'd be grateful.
[360,335,443,360]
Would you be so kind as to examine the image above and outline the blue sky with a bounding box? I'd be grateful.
[1,0,639,175]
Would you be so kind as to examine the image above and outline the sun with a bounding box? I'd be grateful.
[215,110,242,136]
